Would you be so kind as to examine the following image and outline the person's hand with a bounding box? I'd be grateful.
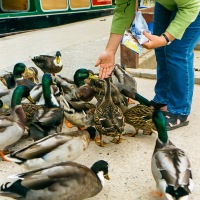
[142,31,168,49]
[95,51,115,79]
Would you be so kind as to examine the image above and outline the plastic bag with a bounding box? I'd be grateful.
[121,30,142,55]
[130,11,151,44]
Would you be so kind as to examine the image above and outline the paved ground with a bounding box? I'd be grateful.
[0,15,200,200]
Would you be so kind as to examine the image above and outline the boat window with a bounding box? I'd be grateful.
[92,0,112,6]
[70,0,90,9]
[1,0,29,11]
[41,0,68,10]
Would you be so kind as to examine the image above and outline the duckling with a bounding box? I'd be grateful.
[0,160,110,200]
[94,77,125,147]
[13,63,37,90]
[5,127,96,170]
[123,104,156,136]
[0,85,34,161]
[32,51,63,75]
[151,110,194,200]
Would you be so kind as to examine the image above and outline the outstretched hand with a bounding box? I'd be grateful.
[95,51,115,79]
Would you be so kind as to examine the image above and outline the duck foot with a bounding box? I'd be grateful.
[149,190,164,198]
[2,149,9,155]
[111,137,123,144]
[0,151,11,162]
[124,132,138,137]
[95,137,106,147]
[127,98,137,104]
[78,127,86,131]
[65,120,74,128]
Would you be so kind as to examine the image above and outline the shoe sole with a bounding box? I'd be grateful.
[167,121,189,131]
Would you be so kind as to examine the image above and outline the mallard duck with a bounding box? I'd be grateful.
[94,77,125,147]
[13,62,37,90]
[0,85,34,161]
[5,127,96,170]
[112,64,137,102]
[27,74,64,141]
[85,77,128,107]
[73,68,97,87]
[60,96,95,129]
[0,99,11,116]
[31,51,63,75]
[0,89,14,108]
[123,104,156,136]
[22,66,39,83]
[73,68,99,102]
[55,74,79,101]
[112,64,151,106]
[66,99,96,111]
[0,160,110,200]
[0,72,16,89]
[151,110,194,200]
[0,66,30,107]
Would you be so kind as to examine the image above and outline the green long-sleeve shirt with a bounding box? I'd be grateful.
[111,0,200,39]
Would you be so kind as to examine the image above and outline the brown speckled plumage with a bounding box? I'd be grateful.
[123,104,156,136]
[94,78,125,146]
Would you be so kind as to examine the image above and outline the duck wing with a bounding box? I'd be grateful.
[1,162,102,199]
[153,141,193,193]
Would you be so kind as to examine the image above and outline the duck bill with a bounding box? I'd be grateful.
[56,57,61,64]
[88,73,99,80]
[104,174,110,180]
[27,96,35,104]
[24,67,34,76]
[2,104,9,109]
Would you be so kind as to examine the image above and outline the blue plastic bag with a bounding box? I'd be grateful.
[130,11,151,44]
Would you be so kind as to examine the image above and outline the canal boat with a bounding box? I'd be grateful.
[0,0,115,36]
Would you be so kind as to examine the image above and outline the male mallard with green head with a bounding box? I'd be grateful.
[73,68,98,102]
[151,110,194,200]
[31,51,63,75]
[28,73,64,141]
[13,62,37,90]
[94,77,125,147]
[0,85,34,161]
[73,68,97,87]
[0,160,110,200]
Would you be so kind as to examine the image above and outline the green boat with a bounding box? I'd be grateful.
[0,0,115,36]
